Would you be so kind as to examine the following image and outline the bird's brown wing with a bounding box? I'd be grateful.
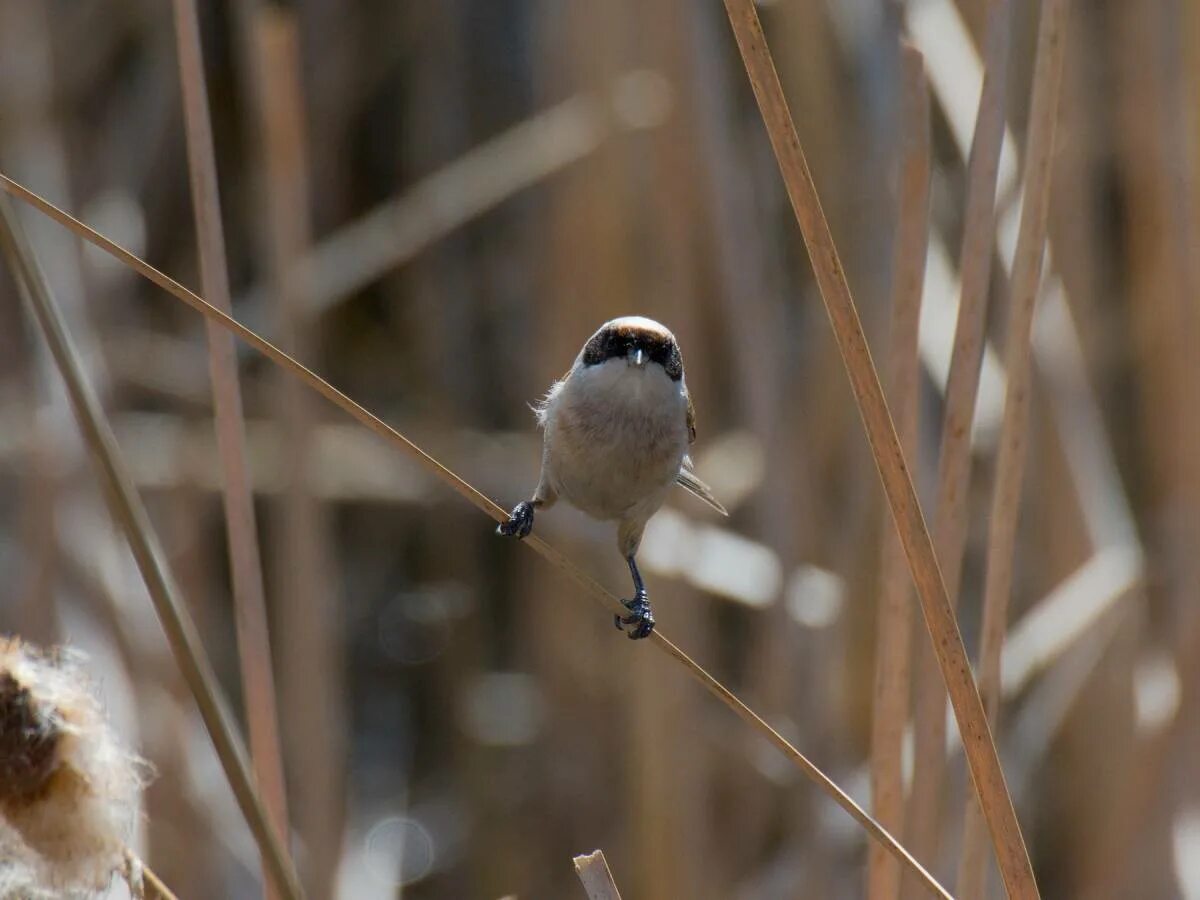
[675,387,727,515]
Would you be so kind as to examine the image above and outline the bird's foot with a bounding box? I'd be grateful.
[613,592,655,640]
[497,500,535,539]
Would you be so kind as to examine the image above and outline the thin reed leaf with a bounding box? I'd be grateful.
[868,40,930,900]
[169,3,291,893]
[908,0,1013,881]
[0,171,951,900]
[0,195,303,900]
[718,1,1038,896]
[959,1,1069,896]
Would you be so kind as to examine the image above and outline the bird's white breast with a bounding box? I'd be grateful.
[540,359,689,521]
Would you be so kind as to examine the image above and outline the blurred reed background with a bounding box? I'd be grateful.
[0,0,1197,897]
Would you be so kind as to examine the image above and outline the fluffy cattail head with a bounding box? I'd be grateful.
[0,637,145,897]
[0,670,60,801]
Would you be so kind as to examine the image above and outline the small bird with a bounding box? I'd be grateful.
[497,316,727,639]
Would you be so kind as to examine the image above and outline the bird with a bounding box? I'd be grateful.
[497,316,727,639]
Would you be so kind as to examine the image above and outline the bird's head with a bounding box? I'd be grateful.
[579,316,684,381]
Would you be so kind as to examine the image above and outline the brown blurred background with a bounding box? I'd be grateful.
[1,0,1198,897]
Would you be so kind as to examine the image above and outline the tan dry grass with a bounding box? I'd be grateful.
[907,0,1013,881]
[719,0,1038,896]
[0,171,951,900]
[868,40,931,900]
[958,0,1070,895]
[0,193,304,900]
[168,6,291,896]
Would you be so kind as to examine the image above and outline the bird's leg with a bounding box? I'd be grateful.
[497,498,539,539]
[614,555,654,640]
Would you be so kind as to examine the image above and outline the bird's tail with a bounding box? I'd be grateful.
[675,467,728,516]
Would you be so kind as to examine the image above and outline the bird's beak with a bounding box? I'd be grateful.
[633,348,645,367]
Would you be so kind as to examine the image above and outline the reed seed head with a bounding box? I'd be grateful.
[0,637,146,897]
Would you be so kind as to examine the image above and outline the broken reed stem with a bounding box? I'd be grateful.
[718,2,1038,897]
[908,0,1013,879]
[0,194,303,900]
[868,41,930,900]
[169,2,291,894]
[0,173,950,900]
[958,1,1069,897]
[573,850,624,900]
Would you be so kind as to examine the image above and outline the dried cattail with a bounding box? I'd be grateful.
[0,637,146,897]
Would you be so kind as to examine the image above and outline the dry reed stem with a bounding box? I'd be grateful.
[251,9,344,900]
[573,850,624,900]
[910,0,1140,568]
[0,173,951,900]
[910,0,1142,570]
[868,41,930,900]
[957,1,1069,896]
[718,2,1038,896]
[848,553,1139,799]
[907,0,1012,882]
[243,73,668,318]
[912,21,1146,871]
[0,195,303,900]
[169,0,291,888]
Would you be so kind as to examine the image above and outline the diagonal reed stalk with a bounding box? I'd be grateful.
[0,195,304,900]
[957,1,1069,896]
[169,3,291,895]
[719,1,1038,896]
[868,40,930,900]
[908,0,1013,881]
[0,172,951,900]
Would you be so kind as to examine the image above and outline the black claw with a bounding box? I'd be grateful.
[497,501,535,539]
[614,593,655,640]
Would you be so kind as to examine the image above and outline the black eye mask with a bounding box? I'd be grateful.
[582,326,683,381]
